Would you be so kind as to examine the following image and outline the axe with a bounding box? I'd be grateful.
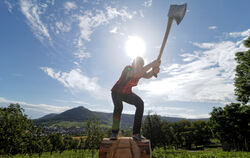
[153,3,187,77]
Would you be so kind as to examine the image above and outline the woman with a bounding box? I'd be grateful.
[110,56,161,140]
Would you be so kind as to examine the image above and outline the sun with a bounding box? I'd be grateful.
[125,36,146,59]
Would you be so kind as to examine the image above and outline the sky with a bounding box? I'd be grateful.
[0,0,249,119]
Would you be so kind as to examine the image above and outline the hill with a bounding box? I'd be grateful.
[34,106,208,129]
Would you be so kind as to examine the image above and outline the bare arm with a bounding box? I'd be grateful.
[142,69,154,79]
[127,60,161,78]
[139,62,155,77]
[129,61,156,78]
[140,60,161,78]
[143,66,160,79]
[127,60,161,79]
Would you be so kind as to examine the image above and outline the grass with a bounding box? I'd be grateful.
[1,148,249,158]
[152,147,250,158]
[0,150,99,158]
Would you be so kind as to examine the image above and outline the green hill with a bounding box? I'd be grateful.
[34,106,208,128]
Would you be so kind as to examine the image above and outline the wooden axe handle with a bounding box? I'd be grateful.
[154,17,173,78]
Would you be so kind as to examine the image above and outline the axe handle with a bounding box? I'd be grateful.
[153,17,173,78]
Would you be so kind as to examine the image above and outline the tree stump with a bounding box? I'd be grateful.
[99,137,151,158]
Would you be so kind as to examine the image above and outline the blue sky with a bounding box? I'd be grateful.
[0,0,249,119]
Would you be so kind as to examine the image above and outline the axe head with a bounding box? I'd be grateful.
[168,3,187,25]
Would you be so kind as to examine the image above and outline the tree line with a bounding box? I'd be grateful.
[209,36,250,151]
[142,105,249,151]
[142,115,212,150]
[0,104,104,157]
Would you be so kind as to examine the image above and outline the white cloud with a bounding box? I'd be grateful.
[140,99,211,119]
[106,6,133,20]
[144,0,152,7]
[55,99,91,106]
[20,0,51,41]
[0,97,70,114]
[75,6,134,60]
[73,61,80,66]
[4,0,13,13]
[74,49,91,61]
[192,42,216,49]
[53,99,111,113]
[147,107,209,119]
[228,28,250,38]
[139,10,144,17]
[55,21,71,33]
[64,1,77,11]
[18,1,136,61]
[208,26,217,30]
[138,29,250,104]
[51,0,55,5]
[168,113,209,119]
[147,105,194,113]
[77,6,133,41]
[110,26,118,34]
[41,67,108,99]
[77,10,107,42]
[162,64,180,73]
[180,53,199,62]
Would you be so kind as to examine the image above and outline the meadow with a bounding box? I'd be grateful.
[152,147,250,158]
[0,149,98,158]
[1,148,249,158]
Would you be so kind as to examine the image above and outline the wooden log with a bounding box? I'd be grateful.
[99,137,151,158]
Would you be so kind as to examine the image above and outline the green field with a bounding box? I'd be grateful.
[0,150,99,158]
[1,148,249,158]
[152,148,250,158]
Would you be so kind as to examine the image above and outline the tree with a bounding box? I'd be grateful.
[181,122,194,149]
[48,133,64,155]
[161,121,176,149]
[36,134,47,158]
[0,104,37,156]
[191,120,211,148]
[63,136,74,151]
[174,120,192,149]
[234,36,250,104]
[210,103,250,151]
[26,126,45,157]
[85,118,104,158]
[71,139,80,152]
[142,114,164,149]
[171,120,190,149]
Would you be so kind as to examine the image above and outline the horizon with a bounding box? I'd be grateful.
[37,105,210,120]
[0,0,249,119]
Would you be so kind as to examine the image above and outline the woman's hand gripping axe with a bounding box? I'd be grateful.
[153,3,187,77]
